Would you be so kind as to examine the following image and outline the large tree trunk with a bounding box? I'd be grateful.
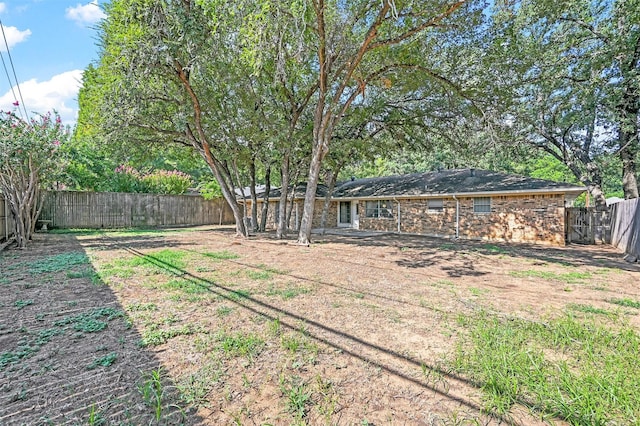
[297,142,327,245]
[276,153,290,239]
[259,164,271,232]
[249,156,258,231]
[620,138,639,199]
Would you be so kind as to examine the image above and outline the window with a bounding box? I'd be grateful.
[427,198,444,213]
[473,197,491,214]
[365,200,393,218]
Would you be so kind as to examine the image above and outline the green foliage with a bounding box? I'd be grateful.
[607,298,640,310]
[87,352,118,369]
[54,307,124,333]
[218,331,265,360]
[455,312,640,423]
[140,324,198,347]
[28,252,90,274]
[109,165,192,194]
[0,110,69,247]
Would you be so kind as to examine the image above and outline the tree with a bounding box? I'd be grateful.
[288,0,479,244]
[487,0,639,206]
[0,111,68,248]
[93,0,271,236]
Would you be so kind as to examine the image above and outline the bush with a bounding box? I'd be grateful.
[110,165,192,195]
[140,170,192,194]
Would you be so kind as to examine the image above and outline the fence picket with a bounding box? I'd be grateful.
[40,191,234,229]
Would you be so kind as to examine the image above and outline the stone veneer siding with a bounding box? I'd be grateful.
[352,194,566,245]
[254,200,334,231]
[254,194,566,245]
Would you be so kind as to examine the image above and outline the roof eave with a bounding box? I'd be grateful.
[332,187,587,200]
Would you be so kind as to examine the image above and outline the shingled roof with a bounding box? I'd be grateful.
[331,168,585,199]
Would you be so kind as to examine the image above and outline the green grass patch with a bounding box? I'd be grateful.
[218,331,264,360]
[246,270,273,280]
[201,250,240,260]
[140,324,199,347]
[126,249,187,276]
[266,284,310,300]
[161,278,208,294]
[216,306,234,317]
[87,352,118,369]
[127,302,158,312]
[55,307,124,333]
[509,269,592,284]
[0,328,63,370]
[454,311,640,423]
[28,252,90,274]
[177,360,224,407]
[568,303,612,316]
[14,299,34,309]
[607,298,640,309]
[227,289,251,301]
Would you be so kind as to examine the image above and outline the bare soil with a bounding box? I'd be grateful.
[1,227,638,425]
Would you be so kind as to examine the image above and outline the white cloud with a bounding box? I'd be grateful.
[65,1,105,26]
[0,70,84,126]
[0,3,7,14]
[0,25,31,52]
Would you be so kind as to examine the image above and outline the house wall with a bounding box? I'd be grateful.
[255,193,567,245]
[253,200,332,230]
[354,194,566,245]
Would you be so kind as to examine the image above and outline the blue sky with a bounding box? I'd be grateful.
[0,0,104,126]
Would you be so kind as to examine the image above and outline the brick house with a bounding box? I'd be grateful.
[249,169,586,245]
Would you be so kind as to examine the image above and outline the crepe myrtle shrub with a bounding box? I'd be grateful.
[111,166,192,195]
[112,164,143,193]
[0,109,69,248]
[140,170,192,195]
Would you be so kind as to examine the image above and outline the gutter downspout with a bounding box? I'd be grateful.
[393,197,401,233]
[453,194,459,239]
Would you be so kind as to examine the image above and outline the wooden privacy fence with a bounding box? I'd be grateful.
[609,198,640,260]
[1,194,15,242]
[40,191,235,229]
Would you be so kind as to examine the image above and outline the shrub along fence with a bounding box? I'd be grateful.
[40,191,235,229]
[1,194,15,243]
[609,198,640,260]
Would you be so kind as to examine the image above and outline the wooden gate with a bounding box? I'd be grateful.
[566,207,595,244]
[565,207,595,244]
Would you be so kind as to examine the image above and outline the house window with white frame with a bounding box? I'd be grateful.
[473,197,491,214]
[365,200,393,218]
[427,198,444,213]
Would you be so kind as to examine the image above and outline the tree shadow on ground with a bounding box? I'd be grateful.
[101,233,583,425]
[0,233,202,425]
[307,230,640,273]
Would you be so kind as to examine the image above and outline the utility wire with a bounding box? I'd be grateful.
[0,49,22,119]
[0,19,28,120]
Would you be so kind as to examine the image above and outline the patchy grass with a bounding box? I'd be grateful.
[200,250,240,261]
[454,311,640,423]
[266,284,310,300]
[568,303,613,316]
[14,299,34,309]
[217,331,264,361]
[509,269,592,284]
[87,352,118,370]
[55,307,124,333]
[607,298,640,310]
[28,252,90,274]
[140,324,200,347]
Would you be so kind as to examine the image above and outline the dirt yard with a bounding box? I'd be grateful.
[1,227,639,425]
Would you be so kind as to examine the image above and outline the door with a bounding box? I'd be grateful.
[338,201,351,227]
[352,202,359,230]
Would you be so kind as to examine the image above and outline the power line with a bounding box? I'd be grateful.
[0,49,22,119]
[0,18,28,120]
